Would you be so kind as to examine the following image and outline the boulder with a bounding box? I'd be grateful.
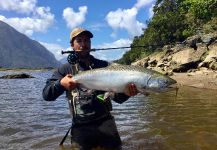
[169,46,207,72]
[132,57,150,67]
[198,44,217,70]
[0,73,35,79]
[183,35,201,50]
[201,33,217,49]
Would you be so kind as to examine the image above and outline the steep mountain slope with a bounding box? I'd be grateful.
[0,21,60,68]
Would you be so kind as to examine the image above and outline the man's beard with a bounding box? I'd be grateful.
[77,51,90,60]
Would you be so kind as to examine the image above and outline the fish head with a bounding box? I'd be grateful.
[146,74,177,92]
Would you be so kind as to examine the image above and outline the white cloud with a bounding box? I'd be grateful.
[0,0,54,36]
[0,0,37,14]
[134,0,155,9]
[63,6,87,29]
[106,0,155,37]
[40,41,68,61]
[95,38,132,49]
[106,7,145,37]
[92,38,132,61]
[148,4,155,19]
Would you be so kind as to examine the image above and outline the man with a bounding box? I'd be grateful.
[42,27,137,150]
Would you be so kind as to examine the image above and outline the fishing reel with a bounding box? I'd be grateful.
[61,50,79,65]
[67,51,79,64]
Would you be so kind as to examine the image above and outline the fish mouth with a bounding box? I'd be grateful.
[167,83,180,98]
[162,83,178,93]
[168,83,178,89]
[154,82,177,92]
[163,77,177,91]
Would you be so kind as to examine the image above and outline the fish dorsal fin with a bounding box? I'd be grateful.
[108,63,121,67]
[105,63,122,70]
[106,63,148,72]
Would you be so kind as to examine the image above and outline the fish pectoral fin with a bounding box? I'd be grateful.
[108,63,121,67]
[97,92,115,102]
[104,91,115,100]
[137,89,150,96]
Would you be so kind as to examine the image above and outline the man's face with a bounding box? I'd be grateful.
[72,33,91,59]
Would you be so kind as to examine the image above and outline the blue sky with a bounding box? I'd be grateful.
[0,0,156,61]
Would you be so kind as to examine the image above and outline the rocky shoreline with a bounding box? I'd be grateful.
[171,69,217,90]
[133,32,217,90]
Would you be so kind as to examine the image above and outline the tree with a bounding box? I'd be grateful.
[184,0,217,21]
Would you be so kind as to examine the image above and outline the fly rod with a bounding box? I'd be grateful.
[61,45,158,54]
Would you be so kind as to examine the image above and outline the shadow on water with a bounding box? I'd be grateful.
[0,71,217,150]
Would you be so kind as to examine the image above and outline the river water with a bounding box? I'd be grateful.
[0,70,217,150]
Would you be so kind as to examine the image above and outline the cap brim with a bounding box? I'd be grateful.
[81,30,93,38]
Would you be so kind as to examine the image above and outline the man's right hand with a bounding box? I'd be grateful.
[60,74,77,90]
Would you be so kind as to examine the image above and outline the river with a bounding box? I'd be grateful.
[0,70,217,150]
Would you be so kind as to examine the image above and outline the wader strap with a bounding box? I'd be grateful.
[67,63,80,119]
[67,90,79,119]
[71,63,79,75]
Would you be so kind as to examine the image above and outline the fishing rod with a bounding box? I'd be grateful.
[61,45,161,64]
[61,45,155,54]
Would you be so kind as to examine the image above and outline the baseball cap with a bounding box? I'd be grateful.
[70,27,93,42]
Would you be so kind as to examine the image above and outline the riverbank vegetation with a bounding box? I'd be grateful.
[116,0,217,64]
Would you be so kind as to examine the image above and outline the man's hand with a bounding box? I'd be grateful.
[60,74,77,90]
[124,83,138,96]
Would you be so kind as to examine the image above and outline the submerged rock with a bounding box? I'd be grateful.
[0,73,35,79]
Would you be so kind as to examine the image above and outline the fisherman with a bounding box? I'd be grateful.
[42,27,138,150]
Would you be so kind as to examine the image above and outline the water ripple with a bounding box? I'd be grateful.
[0,71,217,149]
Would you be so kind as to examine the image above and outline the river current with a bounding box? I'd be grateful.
[0,70,217,150]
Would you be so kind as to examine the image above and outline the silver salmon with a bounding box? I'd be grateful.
[73,64,177,94]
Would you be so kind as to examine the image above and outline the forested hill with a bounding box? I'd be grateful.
[0,21,60,68]
[117,0,217,64]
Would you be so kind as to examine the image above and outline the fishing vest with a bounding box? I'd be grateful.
[66,63,112,125]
